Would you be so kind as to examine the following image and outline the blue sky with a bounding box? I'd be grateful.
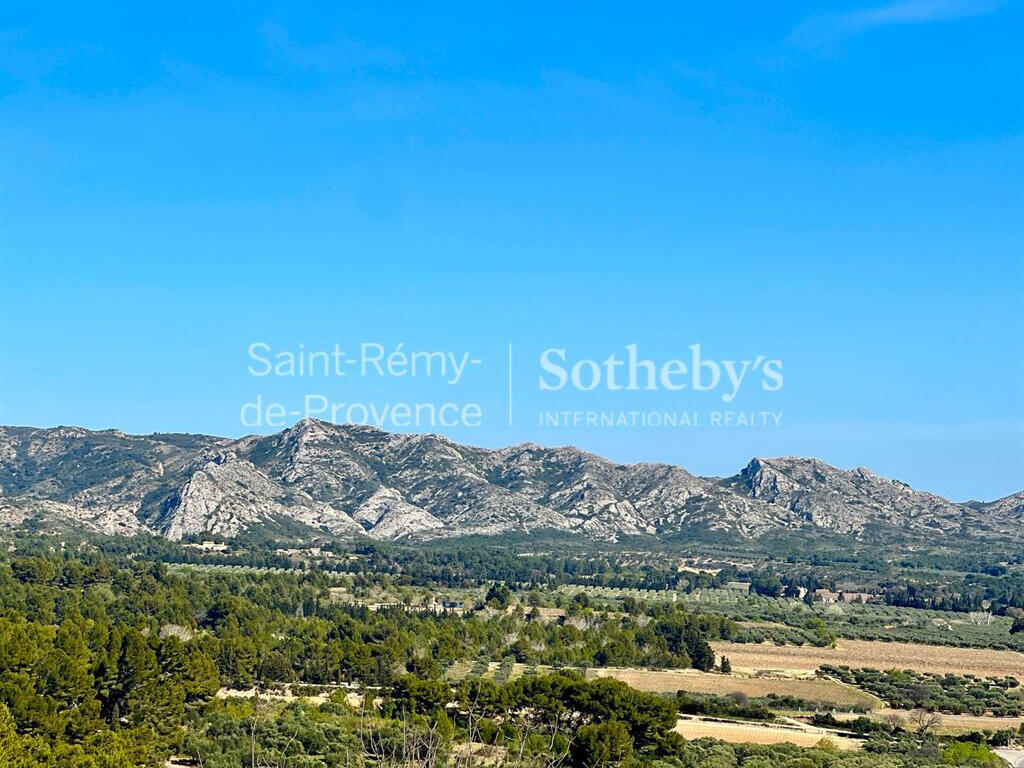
[1,1,1021,501]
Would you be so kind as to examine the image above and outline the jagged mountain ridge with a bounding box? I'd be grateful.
[0,421,1018,544]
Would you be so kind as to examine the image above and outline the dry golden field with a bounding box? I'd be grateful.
[711,640,1024,679]
[672,716,860,749]
[834,709,1024,735]
[589,667,880,710]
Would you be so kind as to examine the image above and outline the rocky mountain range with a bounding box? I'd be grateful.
[0,420,1019,545]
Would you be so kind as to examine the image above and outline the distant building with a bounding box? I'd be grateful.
[186,541,228,552]
[814,589,875,604]
[842,592,874,604]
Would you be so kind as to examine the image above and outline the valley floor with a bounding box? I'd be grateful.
[709,639,1024,678]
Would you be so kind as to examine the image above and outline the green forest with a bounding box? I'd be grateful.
[0,536,1019,768]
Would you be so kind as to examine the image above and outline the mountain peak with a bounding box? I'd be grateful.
[0,424,1019,545]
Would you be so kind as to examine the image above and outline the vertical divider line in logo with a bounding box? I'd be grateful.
[507,343,514,427]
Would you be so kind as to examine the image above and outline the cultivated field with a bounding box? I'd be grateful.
[672,716,860,750]
[590,667,880,710]
[688,589,1024,652]
[711,640,1024,678]
[834,709,1024,735]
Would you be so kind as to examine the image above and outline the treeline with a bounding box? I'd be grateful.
[883,589,986,612]
[0,544,735,764]
[1,537,1021,768]
[674,692,775,721]
[879,572,1024,613]
[332,542,725,593]
[179,681,1018,768]
[822,666,1024,717]
[386,672,679,755]
[27,529,1023,615]
[717,561,1024,615]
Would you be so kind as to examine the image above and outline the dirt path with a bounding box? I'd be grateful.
[994,749,1024,768]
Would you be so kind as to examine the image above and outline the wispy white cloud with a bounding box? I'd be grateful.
[789,0,1005,50]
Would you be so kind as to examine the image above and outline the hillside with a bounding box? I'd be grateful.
[0,420,1018,545]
